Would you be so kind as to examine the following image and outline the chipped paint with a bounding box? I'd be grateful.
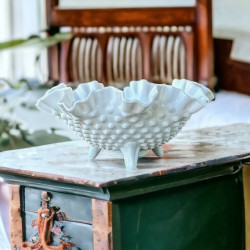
[0,124,250,188]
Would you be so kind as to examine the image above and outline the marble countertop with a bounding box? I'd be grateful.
[0,123,250,188]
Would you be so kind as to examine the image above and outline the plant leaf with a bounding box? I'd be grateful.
[25,130,70,146]
[0,33,73,51]
[0,135,32,151]
[0,39,27,50]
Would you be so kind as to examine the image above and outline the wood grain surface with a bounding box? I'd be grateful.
[0,124,250,188]
[9,184,22,249]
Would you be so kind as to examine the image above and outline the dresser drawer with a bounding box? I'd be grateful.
[21,187,94,249]
[23,187,92,223]
[24,211,93,250]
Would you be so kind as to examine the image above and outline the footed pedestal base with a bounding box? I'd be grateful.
[88,144,164,171]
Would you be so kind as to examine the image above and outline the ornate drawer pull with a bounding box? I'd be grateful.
[21,192,77,250]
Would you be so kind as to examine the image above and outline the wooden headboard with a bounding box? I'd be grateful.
[214,38,250,95]
[46,0,214,89]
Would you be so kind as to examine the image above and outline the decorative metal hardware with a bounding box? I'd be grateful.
[21,191,79,250]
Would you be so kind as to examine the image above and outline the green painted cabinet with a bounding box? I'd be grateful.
[112,172,244,250]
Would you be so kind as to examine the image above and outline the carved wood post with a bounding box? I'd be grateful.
[46,0,60,83]
[195,0,214,88]
[138,32,153,81]
[92,199,113,250]
[182,31,194,81]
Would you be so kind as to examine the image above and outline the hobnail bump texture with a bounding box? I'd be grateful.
[36,79,214,171]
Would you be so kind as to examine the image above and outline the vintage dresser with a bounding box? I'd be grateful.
[0,124,250,250]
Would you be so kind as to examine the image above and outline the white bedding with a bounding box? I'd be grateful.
[184,90,250,130]
[0,89,250,247]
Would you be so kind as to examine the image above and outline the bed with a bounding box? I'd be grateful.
[46,0,214,88]
[45,0,250,131]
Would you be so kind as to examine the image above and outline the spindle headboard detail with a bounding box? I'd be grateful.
[46,0,214,89]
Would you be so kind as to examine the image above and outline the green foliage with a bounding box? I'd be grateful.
[0,31,73,151]
[0,84,70,152]
[0,39,25,50]
[0,32,73,51]
[0,118,70,151]
[26,130,70,146]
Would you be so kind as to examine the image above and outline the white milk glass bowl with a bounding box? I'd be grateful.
[36,79,214,170]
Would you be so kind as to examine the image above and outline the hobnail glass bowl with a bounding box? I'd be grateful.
[36,79,214,170]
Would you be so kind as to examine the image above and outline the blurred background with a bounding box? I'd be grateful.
[0,0,250,83]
